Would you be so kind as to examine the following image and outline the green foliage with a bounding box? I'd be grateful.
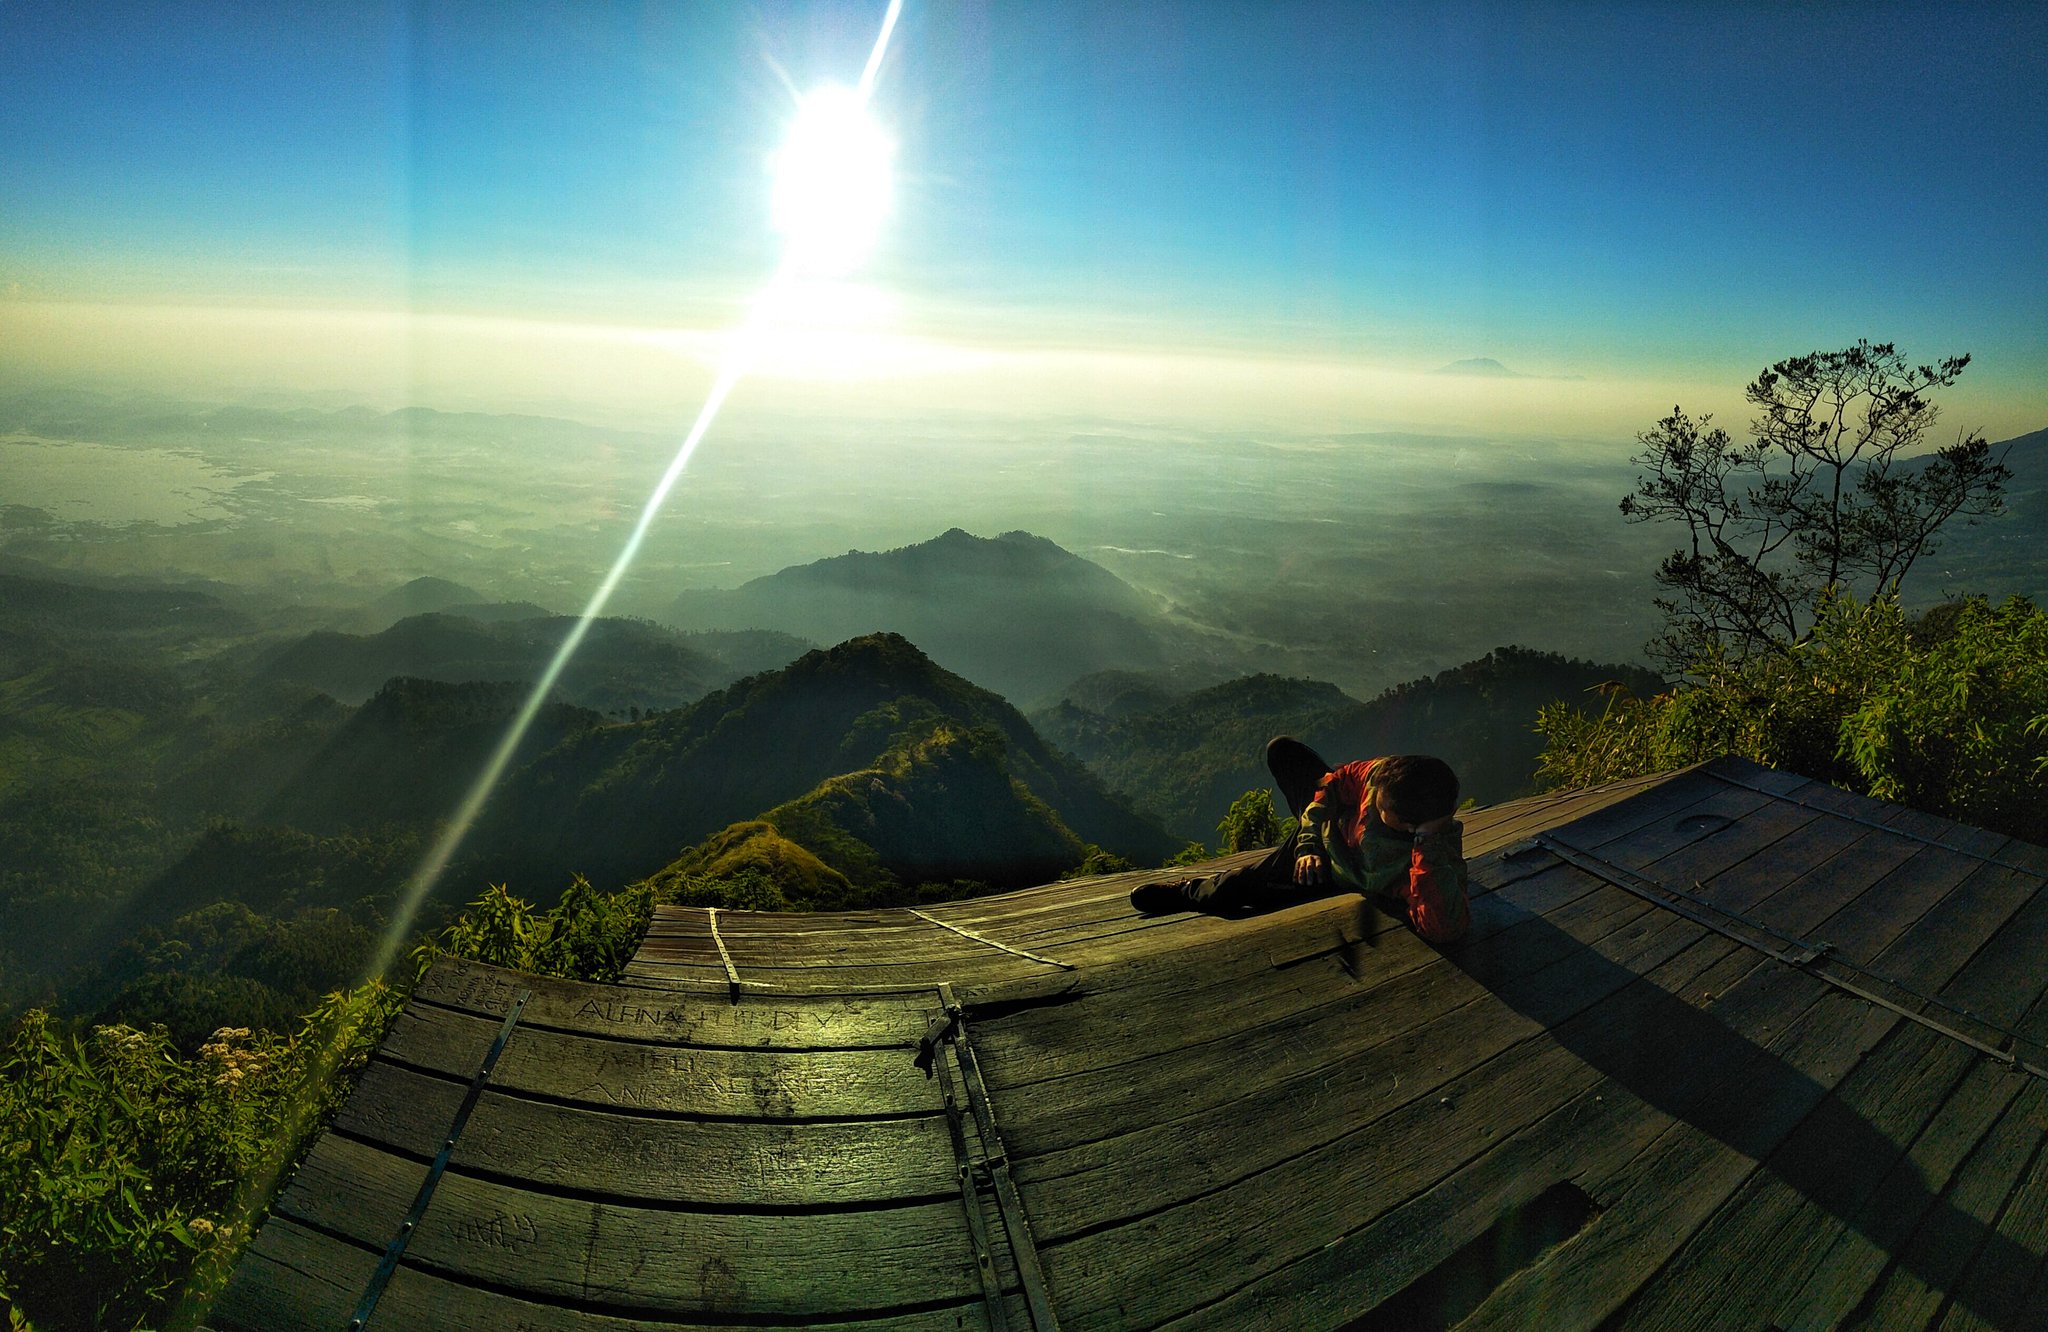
[664,868,794,912]
[429,876,655,984]
[1218,788,1282,851]
[0,982,402,1332]
[1058,845,1139,880]
[1537,594,2048,841]
[1164,840,1212,867]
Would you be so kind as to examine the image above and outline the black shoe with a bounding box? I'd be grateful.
[1130,880,1193,914]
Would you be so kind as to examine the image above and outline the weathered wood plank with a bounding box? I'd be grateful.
[1765,856,2048,1330]
[1156,955,1871,1331]
[273,1134,988,1316]
[1010,890,1715,1236]
[1758,1057,2035,1332]
[415,957,934,1048]
[1934,1088,2048,1332]
[1838,1079,2048,1331]
[1470,766,1704,851]
[336,1059,956,1205]
[1099,786,1942,1328]
[1588,1025,1988,1332]
[982,781,1858,1135]
[992,875,1650,1162]
[215,1215,1008,1330]
[379,1003,939,1118]
[1461,829,2025,1328]
[971,862,1625,1096]
[1058,917,1851,1329]
[1487,828,2048,1330]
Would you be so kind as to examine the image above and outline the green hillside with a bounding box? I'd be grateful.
[255,612,776,713]
[482,631,1178,891]
[1036,646,1666,841]
[645,721,1089,908]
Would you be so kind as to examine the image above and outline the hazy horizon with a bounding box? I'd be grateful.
[5,0,2045,698]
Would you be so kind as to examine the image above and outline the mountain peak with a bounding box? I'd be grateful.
[1431,357,1526,378]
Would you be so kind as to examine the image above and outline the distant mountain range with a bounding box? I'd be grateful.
[256,612,812,713]
[1034,647,1666,842]
[669,528,1183,705]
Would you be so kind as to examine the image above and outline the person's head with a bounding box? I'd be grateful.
[1369,755,1459,830]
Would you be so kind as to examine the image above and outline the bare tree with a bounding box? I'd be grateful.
[1621,341,2009,668]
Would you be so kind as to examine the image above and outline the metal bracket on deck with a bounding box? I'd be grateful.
[349,987,530,1330]
[926,983,1063,1331]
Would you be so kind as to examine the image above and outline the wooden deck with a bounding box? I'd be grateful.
[211,757,2048,1330]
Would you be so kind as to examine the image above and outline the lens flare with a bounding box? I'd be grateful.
[198,13,910,1313]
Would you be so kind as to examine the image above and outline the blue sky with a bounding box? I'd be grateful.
[4,1,2044,434]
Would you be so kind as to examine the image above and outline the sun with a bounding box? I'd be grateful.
[770,84,894,278]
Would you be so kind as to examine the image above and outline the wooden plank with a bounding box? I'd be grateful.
[1009,889,1710,1236]
[335,1060,956,1205]
[1486,827,2048,1330]
[1095,787,1921,1328]
[415,957,934,1048]
[992,874,1650,1161]
[1463,819,2017,1328]
[1154,950,1869,1331]
[379,1003,939,1118]
[630,955,1053,991]
[1935,1089,2048,1332]
[1534,768,1749,855]
[215,1215,1008,1331]
[1860,848,2048,1001]
[1758,1057,2034,1332]
[971,862,1629,1096]
[1053,913,1837,1328]
[209,1217,374,1331]
[1837,1079,2048,1331]
[273,1134,988,1316]
[1469,767,1701,852]
[636,935,1001,968]
[1765,860,2048,1330]
[1586,1026,1992,1332]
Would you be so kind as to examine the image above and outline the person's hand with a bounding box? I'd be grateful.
[1294,852,1330,886]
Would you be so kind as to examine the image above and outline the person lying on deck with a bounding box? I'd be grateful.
[1129,737,1471,944]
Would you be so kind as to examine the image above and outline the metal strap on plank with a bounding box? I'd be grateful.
[349,987,530,1330]
[706,907,743,1004]
[909,909,1076,970]
[1704,767,2046,878]
[1536,834,2048,1084]
[927,996,1011,1331]
[938,982,1063,1332]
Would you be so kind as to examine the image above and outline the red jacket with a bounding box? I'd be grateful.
[1300,758,1469,943]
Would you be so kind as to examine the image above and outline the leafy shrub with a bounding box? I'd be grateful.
[429,876,655,984]
[1536,594,2048,842]
[1218,789,1284,851]
[1058,845,1139,880]
[0,982,401,1332]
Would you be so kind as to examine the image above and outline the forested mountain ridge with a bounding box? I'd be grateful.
[478,631,1179,892]
[669,528,1181,703]
[256,611,808,713]
[1036,646,1666,841]
[640,721,1095,909]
